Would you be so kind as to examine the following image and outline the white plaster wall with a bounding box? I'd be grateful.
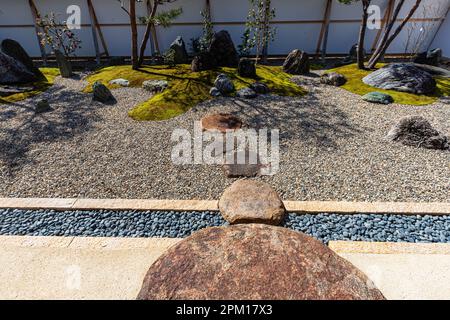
[0,0,448,57]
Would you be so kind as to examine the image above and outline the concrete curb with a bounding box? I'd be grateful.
[329,241,450,255]
[0,198,448,215]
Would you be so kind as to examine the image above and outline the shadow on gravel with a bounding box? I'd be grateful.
[229,87,363,149]
[0,84,107,175]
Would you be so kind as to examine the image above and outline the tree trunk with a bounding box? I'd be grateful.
[368,0,422,69]
[261,0,271,64]
[129,0,139,70]
[357,0,370,69]
[138,0,158,67]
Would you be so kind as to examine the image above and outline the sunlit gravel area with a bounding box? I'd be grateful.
[0,74,449,202]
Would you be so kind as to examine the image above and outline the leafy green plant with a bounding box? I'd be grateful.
[240,0,276,64]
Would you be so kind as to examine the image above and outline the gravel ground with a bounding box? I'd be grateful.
[1,209,450,244]
[0,73,449,202]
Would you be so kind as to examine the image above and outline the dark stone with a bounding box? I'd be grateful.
[362,92,394,105]
[92,81,116,104]
[283,49,310,75]
[191,52,216,72]
[35,99,52,113]
[250,82,270,94]
[414,48,442,66]
[0,85,34,97]
[1,39,45,81]
[219,180,285,225]
[55,50,73,78]
[238,58,256,78]
[169,36,188,64]
[236,87,257,99]
[108,56,126,66]
[214,74,234,94]
[209,87,221,97]
[362,63,436,94]
[0,51,37,84]
[320,72,347,86]
[208,30,239,67]
[137,224,386,300]
[386,116,449,150]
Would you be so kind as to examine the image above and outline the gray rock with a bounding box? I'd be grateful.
[92,81,116,104]
[320,72,347,86]
[142,80,168,93]
[35,99,52,113]
[1,39,45,81]
[238,58,256,78]
[55,50,73,78]
[414,48,442,66]
[236,87,257,99]
[209,30,239,67]
[362,92,394,104]
[169,36,188,64]
[109,78,129,87]
[0,51,37,84]
[362,63,436,94]
[214,74,234,94]
[386,116,449,150]
[209,87,221,97]
[283,49,310,75]
[250,82,270,94]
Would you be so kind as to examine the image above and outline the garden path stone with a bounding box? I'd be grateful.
[386,116,448,150]
[362,63,436,94]
[137,224,385,300]
[218,180,285,225]
[200,113,242,133]
[221,150,263,178]
[283,49,310,75]
[362,92,394,104]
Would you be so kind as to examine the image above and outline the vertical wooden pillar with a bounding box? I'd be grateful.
[316,0,333,60]
[87,0,109,64]
[145,0,155,56]
[28,0,47,64]
[427,6,449,51]
[371,0,394,52]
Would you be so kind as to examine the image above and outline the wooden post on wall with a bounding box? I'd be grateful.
[87,0,109,64]
[28,0,47,64]
[427,5,450,51]
[145,0,155,56]
[316,0,333,61]
[371,0,394,52]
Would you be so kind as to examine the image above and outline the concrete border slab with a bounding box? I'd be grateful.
[0,198,448,215]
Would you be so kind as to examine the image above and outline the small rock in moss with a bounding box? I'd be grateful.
[362,92,394,105]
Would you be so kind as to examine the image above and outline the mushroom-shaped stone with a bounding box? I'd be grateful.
[137,224,386,300]
[200,113,242,133]
[219,180,285,225]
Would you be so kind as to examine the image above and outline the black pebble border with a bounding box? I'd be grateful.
[1,209,450,244]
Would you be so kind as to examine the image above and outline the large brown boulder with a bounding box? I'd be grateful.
[0,51,37,84]
[283,49,310,75]
[219,180,285,224]
[137,224,386,300]
[1,39,45,81]
[209,30,239,67]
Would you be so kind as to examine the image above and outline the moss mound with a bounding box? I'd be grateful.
[328,63,450,106]
[0,68,60,104]
[83,64,307,121]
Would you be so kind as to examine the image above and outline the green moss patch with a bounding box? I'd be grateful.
[83,64,307,121]
[328,63,450,106]
[0,68,60,104]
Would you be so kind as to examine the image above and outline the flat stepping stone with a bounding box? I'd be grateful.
[200,113,242,133]
[222,150,263,178]
[219,179,285,225]
[137,224,385,300]
[362,92,394,104]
